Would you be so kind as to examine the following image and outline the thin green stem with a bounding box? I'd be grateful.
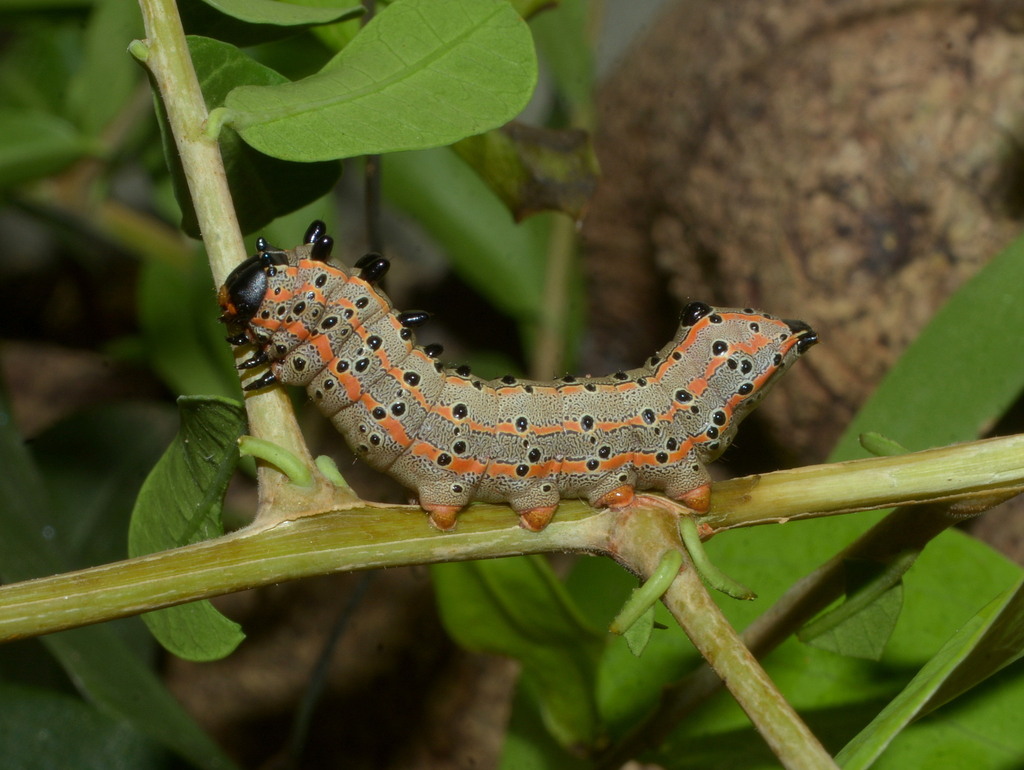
[609,549,683,635]
[314,455,355,491]
[531,41,595,379]
[703,434,1024,532]
[859,431,910,457]
[596,492,1019,767]
[238,436,314,488]
[532,212,578,378]
[135,0,331,517]
[136,0,239,284]
[609,507,839,769]
[678,515,755,599]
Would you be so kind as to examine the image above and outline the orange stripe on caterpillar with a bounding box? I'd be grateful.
[219,222,818,532]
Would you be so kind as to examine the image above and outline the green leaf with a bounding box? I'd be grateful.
[50,625,239,769]
[225,0,538,161]
[452,123,599,220]
[0,392,237,769]
[383,147,551,325]
[623,604,656,657]
[128,396,247,662]
[32,404,179,570]
[528,0,593,113]
[799,555,917,661]
[138,599,244,663]
[65,0,143,137]
[830,231,1024,461]
[191,0,362,53]
[802,578,903,661]
[182,35,341,236]
[500,686,592,770]
[837,578,1024,769]
[0,0,92,7]
[922,584,1024,716]
[200,0,363,26]
[0,684,164,769]
[433,557,605,748]
[137,252,240,397]
[0,21,79,114]
[303,11,362,55]
[0,109,92,189]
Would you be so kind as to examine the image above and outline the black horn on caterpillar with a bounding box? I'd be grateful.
[354,253,390,283]
[397,310,431,328]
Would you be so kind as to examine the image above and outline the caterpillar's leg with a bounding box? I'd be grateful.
[517,506,559,532]
[669,483,711,513]
[416,481,473,531]
[586,469,639,511]
[663,461,713,513]
[630,483,713,537]
[593,484,635,509]
[631,493,715,541]
[422,503,462,531]
[508,481,561,532]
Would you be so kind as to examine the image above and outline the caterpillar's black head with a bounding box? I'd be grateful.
[218,249,289,325]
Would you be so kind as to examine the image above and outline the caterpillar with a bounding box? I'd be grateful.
[219,221,817,531]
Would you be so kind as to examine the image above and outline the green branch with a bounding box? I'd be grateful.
[1,433,1020,644]
[703,433,1024,532]
[0,502,607,641]
[595,490,1022,767]
[134,0,335,517]
[607,509,839,769]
